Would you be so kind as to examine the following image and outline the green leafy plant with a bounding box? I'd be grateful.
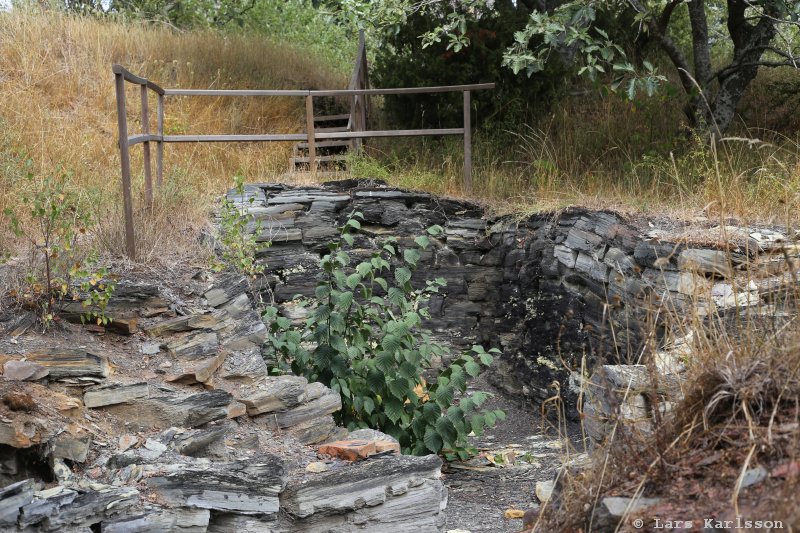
[264,212,504,458]
[3,162,115,327]
[213,174,268,277]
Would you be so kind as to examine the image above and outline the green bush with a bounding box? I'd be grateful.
[3,160,115,327]
[264,213,504,458]
[213,175,267,277]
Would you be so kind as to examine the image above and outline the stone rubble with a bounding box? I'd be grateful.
[1,180,797,531]
[0,243,449,531]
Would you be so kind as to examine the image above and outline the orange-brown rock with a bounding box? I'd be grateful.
[318,439,376,462]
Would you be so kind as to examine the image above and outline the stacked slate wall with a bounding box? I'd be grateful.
[237,180,787,405]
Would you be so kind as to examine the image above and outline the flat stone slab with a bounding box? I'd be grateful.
[21,484,139,531]
[238,375,308,416]
[0,479,34,527]
[281,454,446,531]
[98,385,238,430]
[145,456,287,515]
[204,273,249,308]
[84,382,149,408]
[25,349,109,380]
[167,330,219,360]
[102,508,210,533]
[145,314,221,337]
[267,192,350,205]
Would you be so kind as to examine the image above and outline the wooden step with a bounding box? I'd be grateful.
[314,114,350,122]
[291,154,348,164]
[282,170,351,180]
[315,126,348,133]
[295,140,351,150]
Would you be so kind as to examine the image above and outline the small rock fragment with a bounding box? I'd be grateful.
[53,457,74,484]
[3,360,49,381]
[740,466,768,489]
[593,496,661,529]
[139,438,168,460]
[305,461,330,474]
[140,342,161,355]
[535,480,554,503]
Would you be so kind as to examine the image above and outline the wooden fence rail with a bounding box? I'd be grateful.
[113,46,493,259]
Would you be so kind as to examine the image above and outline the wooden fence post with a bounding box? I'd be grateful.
[305,94,317,173]
[156,93,164,187]
[360,44,369,132]
[114,72,136,260]
[463,90,472,193]
[140,84,153,209]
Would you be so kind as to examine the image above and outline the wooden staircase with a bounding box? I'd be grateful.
[289,115,351,173]
[288,31,368,176]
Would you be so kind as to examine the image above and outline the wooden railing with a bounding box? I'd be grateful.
[347,29,368,153]
[113,40,493,259]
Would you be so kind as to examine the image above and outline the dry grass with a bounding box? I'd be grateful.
[0,7,346,263]
[533,249,800,531]
[348,87,800,226]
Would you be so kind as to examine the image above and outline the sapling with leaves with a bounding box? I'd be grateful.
[264,212,505,459]
[3,161,115,327]
[213,174,269,277]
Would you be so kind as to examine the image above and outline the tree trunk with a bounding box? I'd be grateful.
[678,1,780,136]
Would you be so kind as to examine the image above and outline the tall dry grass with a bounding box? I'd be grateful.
[0,7,347,262]
[350,87,800,225]
[530,221,800,531]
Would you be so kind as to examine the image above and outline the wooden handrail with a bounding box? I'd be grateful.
[112,34,493,259]
[153,84,496,97]
[164,89,310,96]
[112,64,165,95]
[314,83,495,97]
[155,129,464,143]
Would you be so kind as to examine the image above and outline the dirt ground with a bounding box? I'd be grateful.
[444,374,584,533]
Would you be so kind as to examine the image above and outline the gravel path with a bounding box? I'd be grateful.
[444,374,583,532]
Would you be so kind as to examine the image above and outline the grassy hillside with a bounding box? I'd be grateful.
[0,7,347,261]
[1,7,798,265]
[350,87,800,225]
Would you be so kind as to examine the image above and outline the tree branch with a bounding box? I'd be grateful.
[687,0,713,86]
[715,57,800,79]
[627,0,695,96]
[727,0,750,51]
[658,0,684,33]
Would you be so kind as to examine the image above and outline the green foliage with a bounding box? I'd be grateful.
[367,2,565,130]
[107,0,260,29]
[329,0,665,100]
[3,160,115,327]
[213,174,267,277]
[245,0,354,74]
[500,2,666,98]
[264,214,503,457]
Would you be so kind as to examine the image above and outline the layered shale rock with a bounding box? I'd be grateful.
[0,180,797,532]
[0,241,447,532]
[244,181,797,406]
[278,454,447,532]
